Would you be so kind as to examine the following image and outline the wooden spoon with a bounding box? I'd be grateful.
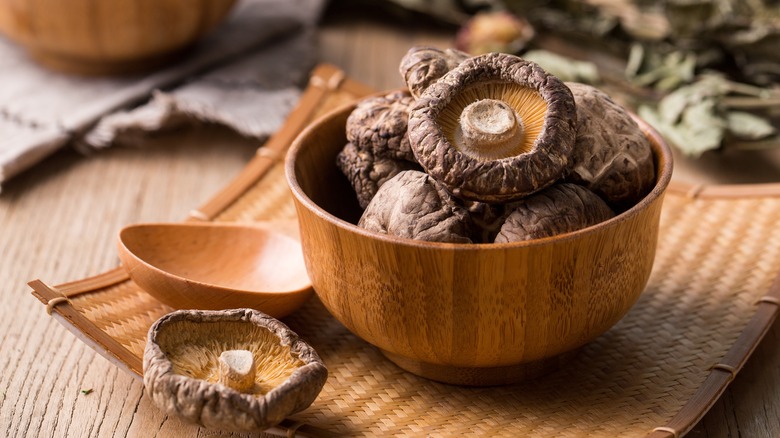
[117,221,312,318]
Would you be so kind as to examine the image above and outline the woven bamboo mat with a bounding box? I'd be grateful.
[29,64,780,438]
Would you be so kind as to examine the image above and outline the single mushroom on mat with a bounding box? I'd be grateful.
[399,46,470,100]
[346,90,417,163]
[494,183,614,243]
[409,52,577,203]
[358,170,473,243]
[336,142,421,209]
[143,309,327,433]
[564,82,656,209]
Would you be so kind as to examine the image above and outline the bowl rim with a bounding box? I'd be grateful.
[285,101,674,250]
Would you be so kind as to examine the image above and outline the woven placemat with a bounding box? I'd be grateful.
[29,65,780,438]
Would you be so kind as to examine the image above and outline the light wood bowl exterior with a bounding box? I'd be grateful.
[286,104,673,386]
[0,0,236,75]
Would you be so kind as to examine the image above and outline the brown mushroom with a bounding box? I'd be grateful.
[455,11,535,56]
[565,82,656,209]
[336,142,422,209]
[494,183,614,243]
[398,46,470,100]
[408,52,577,203]
[346,90,417,163]
[358,170,473,243]
[143,309,327,433]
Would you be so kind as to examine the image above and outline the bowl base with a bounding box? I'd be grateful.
[27,47,188,76]
[381,348,580,386]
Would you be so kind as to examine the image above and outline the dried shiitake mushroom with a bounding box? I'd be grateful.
[565,82,656,208]
[409,52,577,203]
[346,90,417,163]
[144,309,327,433]
[336,142,421,209]
[358,170,473,243]
[494,183,614,243]
[455,11,535,56]
[399,46,470,100]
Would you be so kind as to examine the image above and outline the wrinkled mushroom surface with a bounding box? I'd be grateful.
[409,52,577,203]
[494,183,614,243]
[346,90,417,163]
[144,309,327,433]
[565,82,656,209]
[399,46,470,100]
[358,170,473,243]
[336,142,422,209]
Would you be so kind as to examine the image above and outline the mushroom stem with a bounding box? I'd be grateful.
[456,99,525,160]
[218,350,256,392]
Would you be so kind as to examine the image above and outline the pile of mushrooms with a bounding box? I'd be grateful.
[338,47,655,244]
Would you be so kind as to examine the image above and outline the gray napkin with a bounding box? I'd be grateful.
[0,0,325,190]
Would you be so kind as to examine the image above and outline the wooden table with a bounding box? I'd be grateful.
[2,7,779,437]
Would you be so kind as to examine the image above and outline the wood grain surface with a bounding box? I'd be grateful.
[1,5,779,437]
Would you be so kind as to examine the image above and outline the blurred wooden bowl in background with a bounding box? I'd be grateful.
[0,0,236,75]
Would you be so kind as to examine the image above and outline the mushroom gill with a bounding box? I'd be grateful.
[438,82,547,161]
[157,320,305,395]
[408,52,577,203]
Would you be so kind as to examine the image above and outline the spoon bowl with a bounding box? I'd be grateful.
[117,221,312,318]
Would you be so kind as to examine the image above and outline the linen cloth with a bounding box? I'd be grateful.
[0,0,325,190]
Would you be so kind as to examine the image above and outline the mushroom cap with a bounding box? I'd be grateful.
[336,142,422,209]
[399,46,470,100]
[358,170,473,243]
[143,309,328,433]
[408,52,577,203]
[346,90,417,163]
[565,82,656,209]
[494,183,615,243]
[455,11,536,56]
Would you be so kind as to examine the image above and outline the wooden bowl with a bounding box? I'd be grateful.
[0,0,236,75]
[286,103,673,386]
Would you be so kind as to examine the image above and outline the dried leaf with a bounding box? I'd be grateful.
[639,98,725,157]
[726,111,777,140]
[656,91,688,124]
[625,43,645,78]
[682,99,726,151]
[522,50,600,84]
[506,0,780,84]
[629,49,696,91]
[656,75,727,123]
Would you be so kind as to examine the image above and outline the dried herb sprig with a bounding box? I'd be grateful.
[373,0,780,156]
[638,74,779,156]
